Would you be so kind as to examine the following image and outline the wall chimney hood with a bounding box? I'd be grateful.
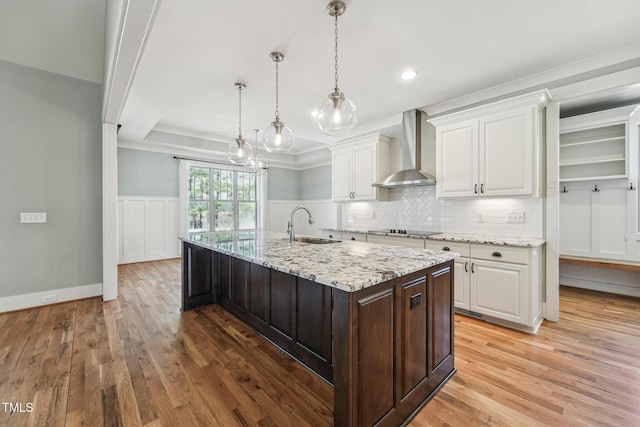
[373,109,436,188]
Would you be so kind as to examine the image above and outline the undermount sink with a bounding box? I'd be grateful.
[294,236,341,244]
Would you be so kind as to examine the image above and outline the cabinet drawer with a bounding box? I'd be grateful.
[367,234,425,248]
[470,244,529,264]
[424,240,470,257]
[320,230,340,240]
[341,231,367,242]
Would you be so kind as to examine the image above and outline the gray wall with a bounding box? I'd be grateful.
[118,148,179,196]
[268,167,300,199]
[267,165,331,200]
[299,165,331,200]
[0,60,103,298]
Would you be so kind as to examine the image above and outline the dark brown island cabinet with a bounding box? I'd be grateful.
[182,240,455,427]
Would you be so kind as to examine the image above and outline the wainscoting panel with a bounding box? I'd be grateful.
[118,196,180,264]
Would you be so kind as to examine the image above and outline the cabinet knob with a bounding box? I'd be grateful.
[442,246,450,251]
[329,234,333,238]
[492,251,502,257]
[351,237,355,241]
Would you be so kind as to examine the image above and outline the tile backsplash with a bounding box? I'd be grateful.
[342,186,543,238]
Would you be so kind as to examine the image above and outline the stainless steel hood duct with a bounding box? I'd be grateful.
[373,109,436,188]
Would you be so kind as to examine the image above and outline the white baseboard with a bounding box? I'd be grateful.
[0,283,103,313]
[560,277,640,298]
[119,253,180,265]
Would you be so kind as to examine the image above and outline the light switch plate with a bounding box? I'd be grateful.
[20,212,47,223]
[505,211,525,223]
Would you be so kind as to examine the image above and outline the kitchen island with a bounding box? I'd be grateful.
[181,231,457,426]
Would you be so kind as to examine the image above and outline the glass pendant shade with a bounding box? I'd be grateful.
[263,118,294,153]
[244,129,269,176]
[317,90,357,136]
[227,137,253,165]
[318,0,357,137]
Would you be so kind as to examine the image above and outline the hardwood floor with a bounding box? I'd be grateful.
[0,259,638,426]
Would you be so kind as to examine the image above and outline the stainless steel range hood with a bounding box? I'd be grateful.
[373,109,436,188]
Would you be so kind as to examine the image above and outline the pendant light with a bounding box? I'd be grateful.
[244,129,270,176]
[317,0,357,137]
[263,52,294,153]
[227,83,254,164]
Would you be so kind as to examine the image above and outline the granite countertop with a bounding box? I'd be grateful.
[321,228,545,248]
[424,233,545,248]
[182,231,457,293]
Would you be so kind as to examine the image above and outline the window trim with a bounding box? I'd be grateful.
[187,161,258,233]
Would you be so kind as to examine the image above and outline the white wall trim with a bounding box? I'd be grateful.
[0,283,102,313]
[560,277,640,298]
[103,123,119,301]
[118,195,180,265]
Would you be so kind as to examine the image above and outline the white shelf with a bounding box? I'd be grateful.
[559,136,624,148]
[560,158,625,167]
[559,119,627,182]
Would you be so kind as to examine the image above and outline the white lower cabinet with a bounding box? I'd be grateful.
[471,258,527,324]
[425,240,543,333]
[424,241,470,310]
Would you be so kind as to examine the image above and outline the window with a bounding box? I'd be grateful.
[188,166,256,232]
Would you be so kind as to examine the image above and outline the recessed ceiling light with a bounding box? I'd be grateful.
[401,70,418,80]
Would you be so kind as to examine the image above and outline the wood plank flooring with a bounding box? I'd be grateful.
[0,258,639,426]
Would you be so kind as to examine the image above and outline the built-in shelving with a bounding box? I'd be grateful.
[559,123,626,182]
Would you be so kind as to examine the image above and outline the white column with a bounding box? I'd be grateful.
[544,101,560,322]
[103,123,119,301]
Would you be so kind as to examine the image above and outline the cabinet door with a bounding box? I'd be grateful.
[401,277,427,397]
[453,258,470,310]
[352,144,376,200]
[436,120,478,198]
[428,265,454,378]
[479,108,534,196]
[356,288,394,427]
[471,259,527,324]
[332,150,352,201]
[181,243,214,311]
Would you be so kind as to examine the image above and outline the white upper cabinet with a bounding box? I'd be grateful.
[430,90,550,198]
[330,134,390,202]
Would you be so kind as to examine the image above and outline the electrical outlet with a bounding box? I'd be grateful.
[505,211,525,223]
[21,212,47,223]
[42,294,57,303]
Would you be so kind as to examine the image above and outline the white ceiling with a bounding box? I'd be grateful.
[0,0,105,84]
[117,0,640,156]
[3,0,640,159]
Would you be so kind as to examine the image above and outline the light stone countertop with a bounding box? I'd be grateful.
[182,231,457,293]
[322,228,545,248]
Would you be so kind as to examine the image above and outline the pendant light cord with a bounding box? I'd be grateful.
[238,86,243,139]
[275,60,280,120]
[334,12,340,91]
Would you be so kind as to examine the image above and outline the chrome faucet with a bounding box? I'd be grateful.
[288,206,314,243]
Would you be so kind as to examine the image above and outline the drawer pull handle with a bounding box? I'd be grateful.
[474,184,478,194]
[464,261,468,272]
[442,246,450,251]
[492,251,502,257]
[471,263,475,273]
